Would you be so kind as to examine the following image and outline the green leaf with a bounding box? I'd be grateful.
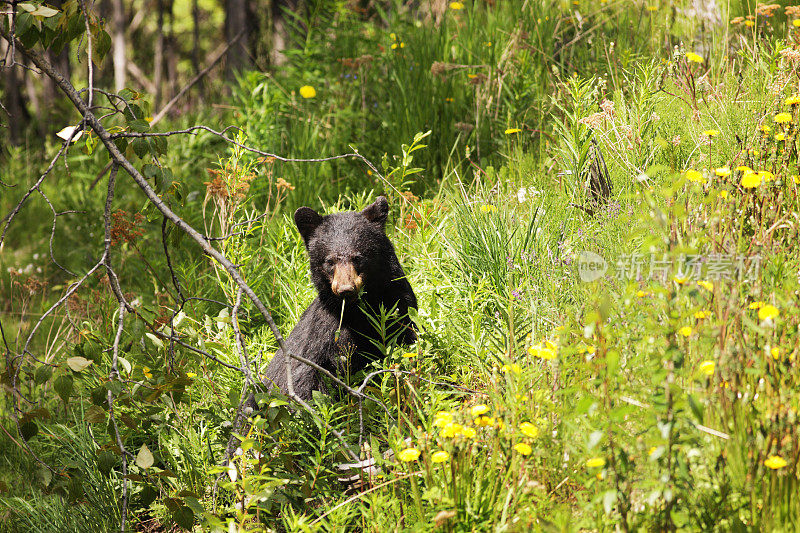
[135,444,154,469]
[86,404,107,423]
[145,333,164,349]
[113,137,128,154]
[131,138,149,159]
[172,506,195,530]
[38,466,52,488]
[92,30,111,66]
[84,340,101,362]
[143,164,160,179]
[140,485,158,507]
[54,374,74,403]
[28,5,60,17]
[66,356,93,372]
[85,133,98,155]
[96,451,117,477]
[20,421,38,441]
[34,365,53,385]
[128,119,151,133]
[91,386,108,406]
[117,356,131,374]
[118,88,140,103]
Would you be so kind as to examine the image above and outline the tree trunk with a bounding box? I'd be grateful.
[192,0,200,76]
[225,0,250,80]
[270,0,298,66]
[112,0,127,92]
[154,0,165,107]
[1,38,30,145]
[166,1,178,100]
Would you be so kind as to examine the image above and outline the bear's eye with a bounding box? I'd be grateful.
[324,257,336,268]
[351,254,364,269]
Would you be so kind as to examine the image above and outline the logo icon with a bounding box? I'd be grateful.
[577,251,607,282]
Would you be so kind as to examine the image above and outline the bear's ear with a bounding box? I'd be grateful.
[362,196,389,226]
[294,207,323,243]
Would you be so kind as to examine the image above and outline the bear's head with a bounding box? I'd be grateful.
[294,196,391,303]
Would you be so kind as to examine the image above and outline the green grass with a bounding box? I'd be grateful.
[3,0,800,531]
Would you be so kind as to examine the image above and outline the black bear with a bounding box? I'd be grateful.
[262,196,417,401]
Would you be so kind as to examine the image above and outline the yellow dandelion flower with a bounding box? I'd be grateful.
[678,326,692,337]
[685,169,704,183]
[760,124,771,134]
[441,422,462,438]
[462,427,477,439]
[648,446,658,456]
[480,204,497,214]
[795,175,800,184]
[794,19,800,28]
[475,416,494,427]
[718,190,729,199]
[501,363,521,374]
[402,352,416,359]
[702,129,720,137]
[697,280,713,291]
[299,85,316,99]
[674,275,689,284]
[143,366,153,379]
[764,455,788,469]
[505,128,522,134]
[735,165,752,172]
[519,422,539,439]
[775,112,792,124]
[686,52,704,63]
[187,372,197,378]
[758,304,779,321]
[744,20,755,27]
[715,167,731,177]
[514,442,532,455]
[433,411,453,427]
[400,42,405,48]
[699,360,715,375]
[636,290,650,298]
[646,5,657,11]
[741,170,762,188]
[771,347,781,360]
[471,404,489,417]
[529,340,558,360]
[390,32,396,40]
[391,43,398,50]
[449,1,464,9]
[775,133,786,141]
[785,95,800,105]
[431,450,450,463]
[694,310,708,319]
[749,301,765,309]
[586,457,606,468]
[397,448,421,462]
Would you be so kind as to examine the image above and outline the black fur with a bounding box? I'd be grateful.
[262,196,417,401]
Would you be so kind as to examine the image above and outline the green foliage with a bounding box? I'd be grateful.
[4,0,800,531]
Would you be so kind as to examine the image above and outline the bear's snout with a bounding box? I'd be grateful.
[330,263,363,300]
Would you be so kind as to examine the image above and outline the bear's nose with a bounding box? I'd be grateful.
[334,283,357,299]
[331,263,363,300]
